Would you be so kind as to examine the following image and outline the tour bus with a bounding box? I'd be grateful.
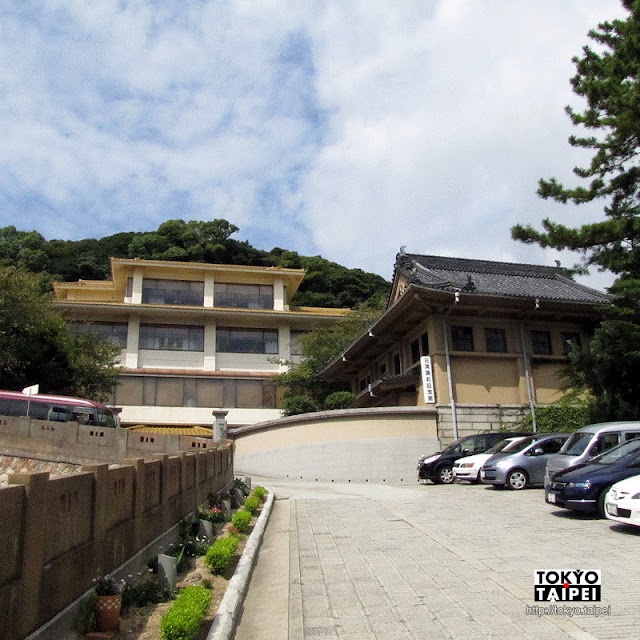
[0,389,120,428]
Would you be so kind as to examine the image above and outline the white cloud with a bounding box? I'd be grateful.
[0,0,626,292]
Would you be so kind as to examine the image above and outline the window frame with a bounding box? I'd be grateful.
[451,326,475,352]
[139,324,205,352]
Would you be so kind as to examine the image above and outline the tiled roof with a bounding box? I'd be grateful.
[395,252,612,304]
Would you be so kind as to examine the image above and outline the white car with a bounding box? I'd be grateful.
[603,475,640,527]
[452,436,528,483]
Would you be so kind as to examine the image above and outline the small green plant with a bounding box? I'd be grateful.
[252,486,267,501]
[93,575,126,596]
[233,477,251,497]
[243,495,260,514]
[198,506,227,523]
[323,390,354,411]
[121,572,174,614]
[204,535,240,574]
[231,509,251,533]
[160,585,212,640]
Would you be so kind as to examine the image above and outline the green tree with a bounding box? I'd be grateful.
[278,299,386,414]
[511,0,640,420]
[0,266,119,399]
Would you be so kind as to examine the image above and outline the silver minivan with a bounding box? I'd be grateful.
[544,421,640,487]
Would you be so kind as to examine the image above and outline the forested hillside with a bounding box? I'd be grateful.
[0,219,390,308]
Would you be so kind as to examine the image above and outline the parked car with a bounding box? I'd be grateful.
[452,436,528,483]
[603,475,640,527]
[545,439,640,516]
[480,433,569,490]
[544,421,640,487]
[417,431,528,484]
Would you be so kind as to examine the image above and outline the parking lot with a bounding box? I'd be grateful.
[237,478,640,640]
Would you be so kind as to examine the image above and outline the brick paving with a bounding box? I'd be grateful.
[236,479,640,640]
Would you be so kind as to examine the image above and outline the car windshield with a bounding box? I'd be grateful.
[591,438,640,464]
[493,435,540,454]
[485,438,523,455]
[559,432,593,456]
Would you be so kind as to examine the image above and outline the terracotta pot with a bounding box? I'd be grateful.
[94,593,122,632]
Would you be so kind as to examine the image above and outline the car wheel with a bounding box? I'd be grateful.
[436,465,454,484]
[506,469,529,490]
[597,486,612,517]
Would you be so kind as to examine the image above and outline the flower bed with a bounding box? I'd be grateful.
[106,484,268,640]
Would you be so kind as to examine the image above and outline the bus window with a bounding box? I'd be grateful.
[72,408,94,425]
[7,399,28,417]
[28,402,50,420]
[49,406,71,422]
[97,409,117,428]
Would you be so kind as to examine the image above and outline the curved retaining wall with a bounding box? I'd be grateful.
[231,407,439,483]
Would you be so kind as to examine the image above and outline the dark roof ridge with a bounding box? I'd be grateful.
[400,252,564,278]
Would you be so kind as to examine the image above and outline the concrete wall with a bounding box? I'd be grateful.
[232,407,439,483]
[0,444,234,640]
[436,404,528,445]
[0,415,220,465]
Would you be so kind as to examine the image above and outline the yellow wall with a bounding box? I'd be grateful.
[450,357,522,404]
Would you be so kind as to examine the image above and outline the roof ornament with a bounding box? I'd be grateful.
[461,275,476,292]
[399,245,407,255]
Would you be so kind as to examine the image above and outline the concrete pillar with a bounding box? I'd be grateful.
[124,458,146,553]
[274,278,285,311]
[212,409,228,442]
[204,319,216,371]
[278,326,290,372]
[204,274,215,307]
[83,464,111,577]
[125,315,140,369]
[131,267,143,304]
[10,472,49,638]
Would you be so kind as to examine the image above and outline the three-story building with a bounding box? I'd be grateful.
[54,258,350,428]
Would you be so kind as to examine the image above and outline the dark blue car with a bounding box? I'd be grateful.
[545,438,640,516]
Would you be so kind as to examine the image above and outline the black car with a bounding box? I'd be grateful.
[545,438,640,515]
[417,431,529,484]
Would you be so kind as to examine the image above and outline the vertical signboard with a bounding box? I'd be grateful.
[420,356,436,404]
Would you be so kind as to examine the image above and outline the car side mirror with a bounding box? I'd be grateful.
[462,448,471,455]
[530,447,544,456]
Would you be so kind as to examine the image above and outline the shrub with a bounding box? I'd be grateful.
[517,402,591,434]
[160,585,212,640]
[252,486,267,501]
[121,572,174,614]
[243,496,260,515]
[204,535,240,574]
[282,395,318,416]
[231,510,251,533]
[323,391,354,411]
[233,477,251,497]
[198,506,227,523]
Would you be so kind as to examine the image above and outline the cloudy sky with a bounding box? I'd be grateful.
[0,0,626,289]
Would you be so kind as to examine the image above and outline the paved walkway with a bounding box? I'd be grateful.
[236,478,640,640]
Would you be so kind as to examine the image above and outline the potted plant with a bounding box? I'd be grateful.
[93,575,126,632]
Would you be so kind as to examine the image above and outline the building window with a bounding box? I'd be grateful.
[214,283,274,309]
[114,376,276,408]
[485,328,507,353]
[562,332,582,356]
[216,327,278,354]
[68,321,128,349]
[451,326,474,352]
[141,279,204,306]
[531,330,552,355]
[393,353,402,375]
[290,330,308,356]
[411,331,430,364]
[139,324,204,351]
